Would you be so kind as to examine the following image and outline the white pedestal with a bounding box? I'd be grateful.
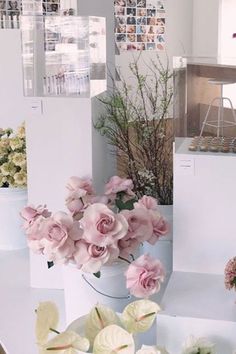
[156,272,236,354]
[156,138,236,352]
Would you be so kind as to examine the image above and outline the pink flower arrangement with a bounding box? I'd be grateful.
[21,175,169,298]
[225,257,236,291]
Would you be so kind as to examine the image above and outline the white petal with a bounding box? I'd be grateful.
[93,324,135,354]
[40,331,90,354]
[35,302,59,345]
[121,300,160,334]
[85,304,120,346]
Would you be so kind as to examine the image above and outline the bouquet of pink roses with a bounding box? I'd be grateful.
[21,176,169,298]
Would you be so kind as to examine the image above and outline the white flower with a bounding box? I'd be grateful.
[40,331,90,354]
[182,335,216,354]
[136,345,169,354]
[0,162,17,176]
[35,302,59,345]
[10,152,26,167]
[9,137,24,151]
[14,171,27,186]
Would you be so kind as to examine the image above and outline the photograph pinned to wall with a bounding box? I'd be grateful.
[114,0,166,51]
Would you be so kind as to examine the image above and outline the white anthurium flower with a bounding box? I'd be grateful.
[136,345,169,354]
[35,302,59,345]
[121,300,161,334]
[40,331,90,354]
[182,335,216,354]
[85,304,120,345]
[93,324,135,354]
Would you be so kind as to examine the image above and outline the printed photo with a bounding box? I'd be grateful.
[147,43,155,50]
[115,6,125,16]
[156,43,164,50]
[127,7,136,16]
[156,34,165,43]
[146,0,157,8]
[127,16,136,24]
[127,33,136,42]
[147,17,156,25]
[147,25,155,34]
[116,33,126,42]
[156,17,165,26]
[127,24,136,33]
[147,34,155,42]
[116,24,126,33]
[137,0,146,7]
[115,16,126,25]
[127,43,137,50]
[157,0,165,10]
[136,16,146,25]
[137,34,147,42]
[147,9,156,17]
[137,8,146,17]
[117,42,127,51]
[137,42,146,50]
[137,25,146,34]
[126,0,136,7]
[115,0,126,6]
[156,25,165,34]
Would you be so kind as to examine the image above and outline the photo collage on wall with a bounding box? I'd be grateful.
[115,0,166,51]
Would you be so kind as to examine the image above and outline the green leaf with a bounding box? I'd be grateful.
[115,198,136,211]
[47,261,54,269]
[93,271,101,278]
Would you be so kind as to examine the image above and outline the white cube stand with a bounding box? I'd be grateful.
[156,138,236,353]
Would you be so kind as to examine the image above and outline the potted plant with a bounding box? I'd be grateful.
[0,122,27,250]
[21,175,169,322]
[95,54,174,261]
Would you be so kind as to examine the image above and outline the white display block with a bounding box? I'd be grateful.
[156,271,236,354]
[174,137,236,274]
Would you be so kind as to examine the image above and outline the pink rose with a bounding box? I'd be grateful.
[20,205,51,231]
[80,203,128,247]
[73,240,119,273]
[39,212,82,263]
[125,254,165,298]
[121,208,153,243]
[26,216,47,253]
[104,176,135,197]
[147,210,169,245]
[134,195,159,210]
[118,234,140,258]
[66,176,94,195]
[65,191,84,215]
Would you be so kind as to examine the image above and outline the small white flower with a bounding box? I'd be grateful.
[182,335,216,354]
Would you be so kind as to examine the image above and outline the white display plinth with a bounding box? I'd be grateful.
[156,272,236,354]
[156,138,236,352]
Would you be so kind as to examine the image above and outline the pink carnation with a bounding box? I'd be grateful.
[65,191,84,216]
[104,176,135,197]
[73,240,119,273]
[225,257,236,291]
[125,254,165,298]
[20,205,51,231]
[147,210,169,245]
[118,234,140,259]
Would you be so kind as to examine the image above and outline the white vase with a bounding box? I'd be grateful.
[142,205,173,273]
[62,261,133,324]
[0,187,27,250]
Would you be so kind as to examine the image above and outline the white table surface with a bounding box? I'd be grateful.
[0,249,168,354]
[0,249,65,354]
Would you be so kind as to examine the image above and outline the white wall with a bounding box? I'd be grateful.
[192,0,220,57]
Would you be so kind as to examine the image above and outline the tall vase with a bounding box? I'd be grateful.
[0,187,27,250]
[62,260,133,324]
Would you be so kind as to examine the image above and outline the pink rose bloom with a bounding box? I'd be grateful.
[26,216,47,253]
[65,191,84,215]
[118,235,140,259]
[80,203,128,247]
[125,254,165,298]
[147,210,169,245]
[39,212,82,263]
[135,195,159,210]
[66,176,94,195]
[20,205,51,231]
[121,208,153,243]
[73,239,119,273]
[104,176,135,197]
